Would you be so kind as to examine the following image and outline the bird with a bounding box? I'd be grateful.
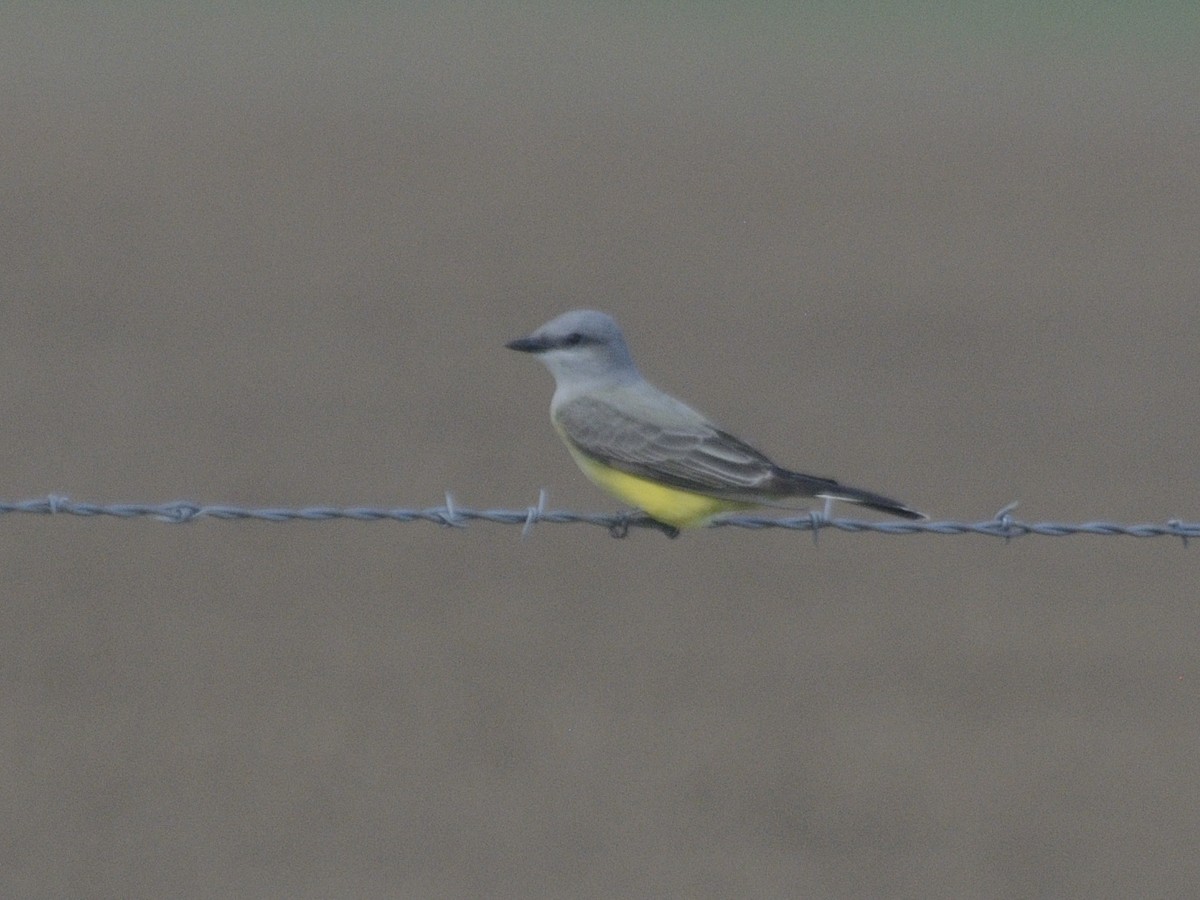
[506,309,923,533]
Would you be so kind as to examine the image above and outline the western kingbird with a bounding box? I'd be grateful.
[507,310,923,530]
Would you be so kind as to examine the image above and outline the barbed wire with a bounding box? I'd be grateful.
[0,495,1195,544]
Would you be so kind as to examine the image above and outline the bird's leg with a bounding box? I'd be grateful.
[653,519,681,539]
[608,509,680,539]
[608,513,632,539]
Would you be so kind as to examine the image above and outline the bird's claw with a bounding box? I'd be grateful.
[608,510,679,539]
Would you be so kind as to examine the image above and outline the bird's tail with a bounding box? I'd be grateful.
[768,472,926,520]
[815,484,925,520]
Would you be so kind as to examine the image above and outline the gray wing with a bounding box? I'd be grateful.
[554,394,839,501]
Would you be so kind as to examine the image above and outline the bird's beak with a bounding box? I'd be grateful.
[505,334,552,353]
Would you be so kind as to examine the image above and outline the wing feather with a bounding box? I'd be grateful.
[554,395,839,500]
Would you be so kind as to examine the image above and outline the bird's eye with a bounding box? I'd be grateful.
[563,332,583,346]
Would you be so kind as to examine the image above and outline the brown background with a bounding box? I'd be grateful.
[2,7,1198,898]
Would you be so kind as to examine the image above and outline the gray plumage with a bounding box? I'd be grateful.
[507,310,923,520]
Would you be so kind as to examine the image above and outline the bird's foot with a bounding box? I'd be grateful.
[609,510,680,539]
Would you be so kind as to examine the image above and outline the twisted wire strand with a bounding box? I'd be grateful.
[1,495,1195,543]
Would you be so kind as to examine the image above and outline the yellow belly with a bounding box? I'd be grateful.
[564,444,752,528]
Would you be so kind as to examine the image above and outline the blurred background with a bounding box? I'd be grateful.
[2,5,1198,897]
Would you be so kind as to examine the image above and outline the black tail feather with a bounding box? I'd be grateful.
[818,484,925,520]
[771,468,924,519]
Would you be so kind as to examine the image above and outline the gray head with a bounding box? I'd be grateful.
[506,310,641,386]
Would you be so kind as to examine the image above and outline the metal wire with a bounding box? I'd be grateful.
[1,495,1195,543]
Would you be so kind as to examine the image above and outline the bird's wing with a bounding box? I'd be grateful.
[554,395,838,500]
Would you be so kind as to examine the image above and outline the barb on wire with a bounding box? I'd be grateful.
[0,495,1197,543]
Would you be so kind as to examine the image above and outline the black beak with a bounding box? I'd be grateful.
[505,335,551,353]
